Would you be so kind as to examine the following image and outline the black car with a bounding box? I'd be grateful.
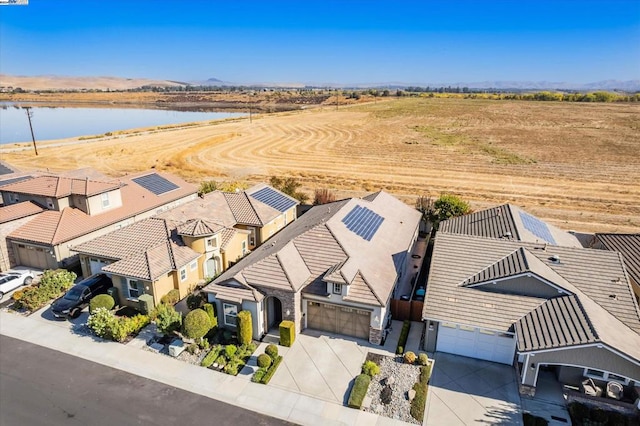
[51,274,113,319]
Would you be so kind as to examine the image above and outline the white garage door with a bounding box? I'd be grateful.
[436,323,516,365]
[89,258,109,275]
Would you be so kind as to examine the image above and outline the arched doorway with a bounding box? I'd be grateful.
[205,256,223,278]
[264,296,283,332]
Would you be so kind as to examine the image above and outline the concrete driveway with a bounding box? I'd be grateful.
[267,330,370,404]
[425,352,523,425]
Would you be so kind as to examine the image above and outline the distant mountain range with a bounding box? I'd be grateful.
[1,74,638,92]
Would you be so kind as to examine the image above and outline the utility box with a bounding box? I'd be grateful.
[107,286,120,306]
[168,339,185,357]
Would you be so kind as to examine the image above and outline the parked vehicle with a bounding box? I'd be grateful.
[0,267,38,300]
[51,274,113,319]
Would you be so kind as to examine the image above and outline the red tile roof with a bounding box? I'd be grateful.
[0,201,44,224]
[0,175,122,198]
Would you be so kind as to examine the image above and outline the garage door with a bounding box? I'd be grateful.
[436,322,516,365]
[89,258,109,275]
[14,243,52,270]
[307,301,370,340]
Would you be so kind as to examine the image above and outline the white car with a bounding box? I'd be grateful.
[0,267,38,300]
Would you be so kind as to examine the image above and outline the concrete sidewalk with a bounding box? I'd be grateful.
[0,310,407,426]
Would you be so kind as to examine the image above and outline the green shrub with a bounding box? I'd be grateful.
[257,353,272,368]
[13,269,76,312]
[150,303,182,334]
[215,355,227,367]
[225,344,237,359]
[186,343,199,354]
[89,294,115,313]
[237,310,253,345]
[224,363,239,376]
[279,320,295,347]
[87,307,117,338]
[236,343,256,359]
[137,294,154,315]
[404,351,416,364]
[265,344,278,358]
[186,293,204,310]
[182,309,212,339]
[110,314,150,342]
[203,303,217,328]
[160,289,180,305]
[201,346,222,368]
[252,368,266,383]
[87,308,149,342]
[395,320,411,354]
[362,360,380,377]
[417,353,429,366]
[347,374,371,409]
[261,355,283,384]
[199,338,210,350]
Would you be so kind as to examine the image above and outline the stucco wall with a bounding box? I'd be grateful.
[223,232,249,268]
[241,300,262,340]
[522,345,640,386]
[86,189,123,215]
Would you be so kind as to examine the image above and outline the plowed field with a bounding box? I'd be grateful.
[3,98,639,233]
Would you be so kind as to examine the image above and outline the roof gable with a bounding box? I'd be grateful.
[343,271,384,306]
[596,233,640,287]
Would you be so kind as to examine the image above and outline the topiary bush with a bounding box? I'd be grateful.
[150,303,182,335]
[260,355,283,384]
[395,320,411,354]
[182,308,212,340]
[265,344,278,359]
[417,353,429,366]
[257,353,272,369]
[203,303,217,328]
[362,360,380,377]
[237,310,252,345]
[279,320,295,347]
[160,289,180,305]
[252,368,266,383]
[347,374,371,409]
[404,351,416,364]
[89,294,115,314]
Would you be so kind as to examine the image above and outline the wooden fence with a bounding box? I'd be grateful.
[390,299,424,322]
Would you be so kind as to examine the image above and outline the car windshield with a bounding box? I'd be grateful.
[63,286,85,301]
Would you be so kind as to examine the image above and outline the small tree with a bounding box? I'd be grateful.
[182,309,212,340]
[237,310,253,345]
[269,176,308,203]
[198,180,218,196]
[429,194,471,229]
[151,303,182,335]
[313,188,336,205]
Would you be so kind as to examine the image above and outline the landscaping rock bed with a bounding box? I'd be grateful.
[142,335,209,365]
[363,354,422,424]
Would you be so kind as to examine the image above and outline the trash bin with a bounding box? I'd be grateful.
[107,286,119,306]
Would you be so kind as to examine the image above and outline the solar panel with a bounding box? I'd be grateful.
[250,187,297,212]
[132,173,179,195]
[341,205,384,241]
[518,211,557,245]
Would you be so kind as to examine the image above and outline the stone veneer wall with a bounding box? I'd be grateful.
[253,286,301,335]
[369,327,383,345]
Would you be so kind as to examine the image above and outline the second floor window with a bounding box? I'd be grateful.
[333,283,342,295]
[101,192,110,209]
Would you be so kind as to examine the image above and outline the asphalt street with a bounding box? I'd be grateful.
[0,335,293,426]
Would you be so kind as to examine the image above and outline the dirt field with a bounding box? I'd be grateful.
[2,97,638,233]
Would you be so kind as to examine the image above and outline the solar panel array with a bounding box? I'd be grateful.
[519,211,557,245]
[132,173,179,195]
[341,205,384,241]
[250,187,297,212]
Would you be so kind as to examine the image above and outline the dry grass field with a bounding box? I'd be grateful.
[2,97,638,233]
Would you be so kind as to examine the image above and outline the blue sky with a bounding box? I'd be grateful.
[1,0,638,84]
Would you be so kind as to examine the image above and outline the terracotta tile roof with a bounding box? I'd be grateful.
[0,175,122,198]
[0,201,44,224]
[8,171,197,245]
[219,228,237,250]
[176,219,226,237]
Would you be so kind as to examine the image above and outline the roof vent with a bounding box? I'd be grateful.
[503,231,512,238]
[608,294,617,300]
[549,254,560,263]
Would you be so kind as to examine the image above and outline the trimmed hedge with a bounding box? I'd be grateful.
[183,309,212,339]
[410,365,431,421]
[201,345,222,368]
[279,320,295,347]
[89,294,115,314]
[260,355,283,384]
[348,374,371,409]
[160,289,180,305]
[237,310,252,345]
[396,320,411,354]
[203,303,217,328]
[265,344,278,358]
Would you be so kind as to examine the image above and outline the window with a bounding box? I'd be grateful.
[101,192,110,209]
[180,267,187,282]
[223,303,238,326]
[241,240,247,256]
[249,228,256,246]
[206,237,218,249]
[127,279,141,299]
[333,283,342,295]
[190,260,197,271]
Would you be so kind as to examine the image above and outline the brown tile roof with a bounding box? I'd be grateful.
[156,191,237,228]
[343,272,383,306]
[219,228,238,250]
[223,192,263,226]
[0,201,44,224]
[8,171,197,245]
[596,234,640,287]
[176,219,226,237]
[0,175,122,198]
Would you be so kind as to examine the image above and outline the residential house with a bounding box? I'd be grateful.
[0,201,44,271]
[422,206,640,395]
[72,218,201,308]
[593,233,640,304]
[1,171,197,270]
[203,191,421,345]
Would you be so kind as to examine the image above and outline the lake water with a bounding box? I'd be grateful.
[0,103,245,144]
